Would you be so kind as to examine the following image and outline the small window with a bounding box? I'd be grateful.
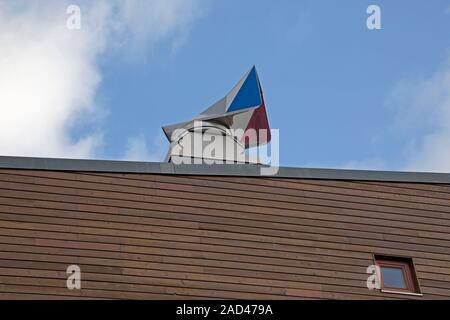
[375,255,420,294]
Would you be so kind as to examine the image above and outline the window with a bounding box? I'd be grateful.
[375,255,421,294]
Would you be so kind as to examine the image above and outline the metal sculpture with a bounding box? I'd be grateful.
[163,66,271,163]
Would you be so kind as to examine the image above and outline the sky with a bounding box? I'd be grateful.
[1,0,450,172]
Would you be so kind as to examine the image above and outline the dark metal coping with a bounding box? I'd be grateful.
[0,155,449,183]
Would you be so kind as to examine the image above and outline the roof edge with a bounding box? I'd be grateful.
[0,155,449,184]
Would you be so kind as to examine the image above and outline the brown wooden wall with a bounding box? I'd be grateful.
[0,168,450,299]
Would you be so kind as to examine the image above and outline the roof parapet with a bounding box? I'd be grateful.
[1,155,450,183]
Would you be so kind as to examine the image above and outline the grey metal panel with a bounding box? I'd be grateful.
[275,166,450,183]
[1,155,450,183]
[172,163,262,176]
[198,96,227,117]
[0,156,162,174]
[159,162,175,174]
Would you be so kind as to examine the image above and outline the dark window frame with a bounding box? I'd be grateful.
[374,255,421,295]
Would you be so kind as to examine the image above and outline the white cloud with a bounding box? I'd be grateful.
[331,55,450,173]
[115,0,201,48]
[387,57,450,172]
[124,132,166,162]
[0,0,203,159]
[340,158,386,171]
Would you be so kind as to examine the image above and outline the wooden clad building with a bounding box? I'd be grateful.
[0,155,450,299]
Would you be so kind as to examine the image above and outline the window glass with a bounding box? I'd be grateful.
[381,266,406,289]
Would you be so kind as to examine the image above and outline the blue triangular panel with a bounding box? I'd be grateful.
[227,67,261,112]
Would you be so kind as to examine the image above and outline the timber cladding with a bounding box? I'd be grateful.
[0,168,450,299]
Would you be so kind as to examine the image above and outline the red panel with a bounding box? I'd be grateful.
[243,93,271,148]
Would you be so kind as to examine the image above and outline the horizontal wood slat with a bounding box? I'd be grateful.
[0,168,449,299]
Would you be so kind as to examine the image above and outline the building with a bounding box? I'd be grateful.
[0,155,450,299]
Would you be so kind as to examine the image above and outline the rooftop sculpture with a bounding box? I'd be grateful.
[162,66,271,163]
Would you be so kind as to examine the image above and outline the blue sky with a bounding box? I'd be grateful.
[2,0,450,171]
